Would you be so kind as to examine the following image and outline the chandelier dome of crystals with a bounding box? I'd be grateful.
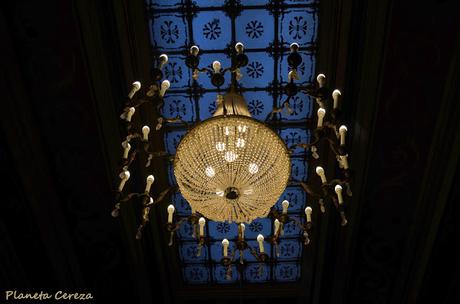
[174,115,291,223]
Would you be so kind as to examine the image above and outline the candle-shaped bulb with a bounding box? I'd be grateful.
[257,234,265,253]
[118,170,130,191]
[305,206,312,222]
[316,73,326,87]
[122,142,131,159]
[128,81,141,99]
[335,185,344,204]
[212,61,221,73]
[159,54,168,69]
[222,239,229,257]
[315,166,327,184]
[339,125,348,146]
[290,42,299,52]
[167,204,175,223]
[274,219,280,235]
[239,223,245,239]
[190,45,200,56]
[142,125,150,141]
[160,80,170,97]
[317,108,326,128]
[145,175,155,193]
[282,200,289,214]
[198,217,206,236]
[288,70,295,82]
[332,89,341,109]
[340,155,349,169]
[235,42,244,54]
[126,107,135,122]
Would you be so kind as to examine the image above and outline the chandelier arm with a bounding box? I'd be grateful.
[299,181,322,199]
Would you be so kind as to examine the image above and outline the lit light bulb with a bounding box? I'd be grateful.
[190,45,199,56]
[236,138,245,148]
[316,73,326,87]
[282,200,289,214]
[305,206,312,222]
[224,126,233,136]
[274,219,280,235]
[335,185,344,204]
[240,223,245,239]
[205,166,215,178]
[290,42,300,52]
[235,42,244,54]
[224,151,237,162]
[128,81,141,99]
[160,80,170,97]
[248,163,259,174]
[315,166,327,184]
[142,125,150,141]
[257,234,265,253]
[339,125,348,146]
[118,170,130,191]
[122,142,131,159]
[159,54,168,69]
[222,239,229,257]
[198,217,206,236]
[212,61,221,73]
[145,175,155,193]
[215,142,226,151]
[317,108,326,128]
[126,107,135,122]
[332,89,341,109]
[167,204,175,223]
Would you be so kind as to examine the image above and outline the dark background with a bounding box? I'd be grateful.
[1,0,460,303]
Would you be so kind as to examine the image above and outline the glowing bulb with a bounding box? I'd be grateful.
[317,108,326,128]
[222,239,229,257]
[215,142,226,151]
[316,73,326,87]
[198,217,206,236]
[224,151,237,162]
[190,45,199,56]
[339,125,348,146]
[240,223,245,239]
[145,175,155,193]
[248,163,259,174]
[335,185,344,204]
[315,166,327,184]
[224,126,233,136]
[282,200,289,214]
[128,81,141,99]
[235,42,244,54]
[142,125,150,141]
[305,206,312,222]
[332,89,341,109]
[126,107,135,122]
[159,54,168,68]
[236,138,245,148]
[205,166,215,178]
[160,80,170,97]
[212,61,221,73]
[257,234,265,253]
[118,170,130,191]
[167,204,175,223]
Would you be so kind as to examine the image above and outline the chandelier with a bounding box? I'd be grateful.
[111,42,352,277]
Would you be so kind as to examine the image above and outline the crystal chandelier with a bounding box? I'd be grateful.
[111,42,352,275]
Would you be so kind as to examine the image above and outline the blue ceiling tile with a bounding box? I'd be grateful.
[167,163,177,185]
[277,239,301,260]
[245,218,271,239]
[274,262,300,281]
[277,92,313,121]
[180,242,208,263]
[275,186,307,213]
[242,91,273,121]
[150,13,188,51]
[164,130,186,154]
[245,263,270,282]
[236,10,274,49]
[278,128,310,155]
[282,216,305,237]
[172,191,192,216]
[208,221,239,240]
[240,52,274,88]
[161,94,196,122]
[163,56,190,89]
[291,158,308,181]
[210,240,237,262]
[241,240,272,262]
[177,220,195,240]
[183,264,210,283]
[283,0,315,4]
[198,92,218,120]
[279,8,317,47]
[193,11,231,50]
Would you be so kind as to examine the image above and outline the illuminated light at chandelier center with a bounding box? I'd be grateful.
[174,115,291,223]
